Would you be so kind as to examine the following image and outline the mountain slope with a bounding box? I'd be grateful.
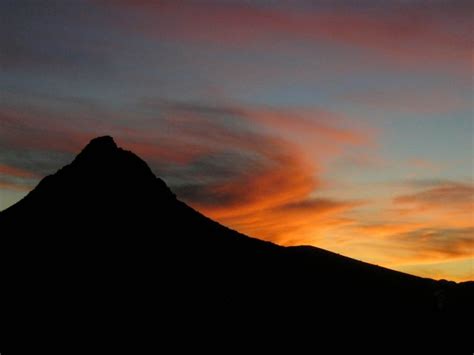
[1,136,472,351]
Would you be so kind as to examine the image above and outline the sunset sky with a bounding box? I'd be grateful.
[1,0,472,281]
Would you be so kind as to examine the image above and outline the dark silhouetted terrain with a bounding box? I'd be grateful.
[1,136,472,352]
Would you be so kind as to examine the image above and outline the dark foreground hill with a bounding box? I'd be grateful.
[1,136,472,352]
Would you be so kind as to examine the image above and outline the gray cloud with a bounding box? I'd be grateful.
[394,181,474,208]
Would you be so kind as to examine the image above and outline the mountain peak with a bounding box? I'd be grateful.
[16,135,177,206]
[76,135,118,159]
[88,135,117,148]
[71,136,172,191]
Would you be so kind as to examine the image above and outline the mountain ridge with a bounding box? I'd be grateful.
[0,136,444,284]
[1,136,472,351]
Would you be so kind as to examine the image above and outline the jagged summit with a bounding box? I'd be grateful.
[76,135,118,158]
[1,136,175,217]
[71,135,154,177]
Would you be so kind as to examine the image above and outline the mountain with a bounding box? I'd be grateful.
[1,136,472,352]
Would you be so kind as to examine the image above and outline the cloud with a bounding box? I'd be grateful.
[142,101,368,218]
[353,221,424,238]
[2,92,470,280]
[0,164,40,192]
[0,107,99,153]
[151,100,372,154]
[401,178,456,189]
[391,227,473,261]
[329,220,474,272]
[103,0,472,70]
[406,159,442,172]
[397,258,473,283]
[0,0,119,76]
[217,197,360,246]
[0,98,367,242]
[130,100,367,245]
[0,164,37,178]
[344,89,471,114]
[246,108,370,146]
[150,101,321,218]
[0,181,31,192]
[158,104,364,245]
[1,0,471,282]
[353,226,473,274]
[394,181,474,210]
[278,198,352,213]
[326,179,474,271]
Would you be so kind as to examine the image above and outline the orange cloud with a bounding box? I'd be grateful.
[144,101,367,244]
[391,182,474,235]
[353,222,424,238]
[3,96,470,280]
[390,227,473,262]
[324,220,473,273]
[0,181,31,192]
[220,197,361,246]
[321,180,474,277]
[398,258,473,283]
[1,100,368,235]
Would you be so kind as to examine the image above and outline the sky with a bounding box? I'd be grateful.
[0,0,472,281]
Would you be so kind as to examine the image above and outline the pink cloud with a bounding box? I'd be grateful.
[394,182,474,210]
[0,164,38,178]
[0,108,102,153]
[247,108,370,146]
[104,1,472,70]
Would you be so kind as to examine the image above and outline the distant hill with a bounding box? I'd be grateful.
[1,136,472,352]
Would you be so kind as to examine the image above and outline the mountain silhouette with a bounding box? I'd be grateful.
[1,136,472,352]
